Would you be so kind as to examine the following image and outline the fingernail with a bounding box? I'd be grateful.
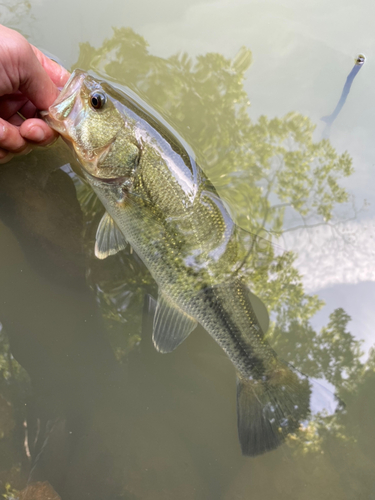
[0,148,8,159]
[29,126,46,142]
[0,125,6,140]
[0,153,14,164]
[16,145,33,156]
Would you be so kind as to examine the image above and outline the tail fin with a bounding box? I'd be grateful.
[236,362,311,456]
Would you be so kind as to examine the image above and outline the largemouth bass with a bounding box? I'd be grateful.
[44,70,312,456]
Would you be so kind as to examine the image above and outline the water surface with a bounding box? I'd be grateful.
[0,1,375,498]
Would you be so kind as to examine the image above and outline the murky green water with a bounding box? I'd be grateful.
[0,0,375,498]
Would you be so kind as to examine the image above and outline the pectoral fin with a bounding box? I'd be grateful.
[153,292,198,353]
[95,212,128,259]
[142,293,157,338]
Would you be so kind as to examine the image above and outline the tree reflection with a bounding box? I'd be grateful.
[0,25,373,500]
[72,27,354,233]
[72,27,360,387]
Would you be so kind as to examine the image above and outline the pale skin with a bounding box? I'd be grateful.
[0,25,70,164]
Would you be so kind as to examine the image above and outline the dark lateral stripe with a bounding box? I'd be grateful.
[195,283,267,375]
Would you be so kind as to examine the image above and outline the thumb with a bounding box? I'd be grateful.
[0,25,60,111]
[31,45,71,90]
[18,44,60,111]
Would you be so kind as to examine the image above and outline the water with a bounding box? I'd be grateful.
[0,0,375,498]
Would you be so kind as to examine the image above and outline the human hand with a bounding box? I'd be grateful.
[0,25,70,164]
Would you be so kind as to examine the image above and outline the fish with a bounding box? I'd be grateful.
[321,54,366,138]
[43,69,319,456]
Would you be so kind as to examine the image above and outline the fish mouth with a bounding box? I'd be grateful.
[42,69,87,137]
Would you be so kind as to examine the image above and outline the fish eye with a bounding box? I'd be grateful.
[90,92,106,110]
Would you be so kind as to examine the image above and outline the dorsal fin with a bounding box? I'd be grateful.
[245,288,269,334]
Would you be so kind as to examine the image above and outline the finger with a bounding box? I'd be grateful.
[8,114,24,126]
[2,100,37,126]
[0,148,14,164]
[17,100,37,119]
[0,118,27,152]
[20,118,59,146]
[31,46,70,89]
[0,93,28,119]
